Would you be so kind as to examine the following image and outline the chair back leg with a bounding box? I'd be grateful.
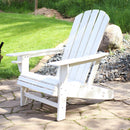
[20,87,29,106]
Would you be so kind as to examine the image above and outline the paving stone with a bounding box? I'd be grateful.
[66,111,81,120]
[123,99,130,105]
[0,79,130,130]
[40,104,57,113]
[0,107,12,114]
[13,91,20,100]
[46,120,83,130]
[2,92,15,101]
[0,95,6,102]
[0,79,17,86]
[0,100,20,108]
[0,115,14,129]
[0,90,3,95]
[66,103,117,120]
[31,101,43,110]
[12,103,33,113]
[101,82,130,100]
[0,80,19,93]
[81,108,117,119]
[7,124,45,130]
[67,104,99,113]
[15,106,57,121]
[99,101,130,118]
[66,104,99,120]
[76,118,130,130]
[0,123,14,130]
[0,115,11,124]
[6,113,54,125]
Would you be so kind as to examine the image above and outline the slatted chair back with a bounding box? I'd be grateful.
[62,10,109,83]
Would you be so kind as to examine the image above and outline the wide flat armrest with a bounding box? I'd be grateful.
[6,47,64,58]
[49,52,108,67]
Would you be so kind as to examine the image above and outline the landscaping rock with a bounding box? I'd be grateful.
[99,24,123,51]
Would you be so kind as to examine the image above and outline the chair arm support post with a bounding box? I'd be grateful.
[6,47,64,73]
[17,56,29,73]
[87,60,100,85]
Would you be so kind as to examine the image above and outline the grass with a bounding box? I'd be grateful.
[0,0,129,32]
[0,13,72,79]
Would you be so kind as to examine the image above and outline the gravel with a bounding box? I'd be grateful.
[36,38,130,83]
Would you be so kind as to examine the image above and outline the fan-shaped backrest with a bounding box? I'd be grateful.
[62,10,109,83]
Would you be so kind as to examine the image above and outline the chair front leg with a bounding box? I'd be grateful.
[57,84,67,121]
[57,65,69,121]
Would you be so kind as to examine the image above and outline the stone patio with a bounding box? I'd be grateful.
[0,80,130,130]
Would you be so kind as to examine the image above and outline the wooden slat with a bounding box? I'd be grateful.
[68,10,92,59]
[79,11,109,82]
[76,10,104,82]
[18,80,57,96]
[12,61,22,64]
[69,10,100,81]
[6,47,63,57]
[18,76,57,90]
[20,72,59,85]
[25,92,58,108]
[67,10,109,83]
[63,13,83,59]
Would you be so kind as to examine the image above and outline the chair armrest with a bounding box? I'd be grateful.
[49,52,109,67]
[6,47,64,73]
[6,47,64,58]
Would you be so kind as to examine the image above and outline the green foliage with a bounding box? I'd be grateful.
[0,13,72,79]
[38,0,99,17]
[93,0,130,33]
[0,0,34,13]
[0,0,129,32]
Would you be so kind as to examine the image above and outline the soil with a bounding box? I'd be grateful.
[33,7,74,22]
[0,10,3,13]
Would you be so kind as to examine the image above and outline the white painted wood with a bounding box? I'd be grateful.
[63,13,83,59]
[25,92,58,108]
[6,47,64,57]
[7,48,64,73]
[7,10,113,121]
[17,56,29,73]
[18,80,58,96]
[67,10,91,59]
[19,76,57,90]
[49,53,108,67]
[74,85,114,99]
[69,10,100,81]
[57,65,68,121]
[20,87,28,106]
[12,61,22,64]
[87,60,100,85]
[19,72,59,87]
[79,11,110,83]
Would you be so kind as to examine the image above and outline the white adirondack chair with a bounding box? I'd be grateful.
[7,10,114,121]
